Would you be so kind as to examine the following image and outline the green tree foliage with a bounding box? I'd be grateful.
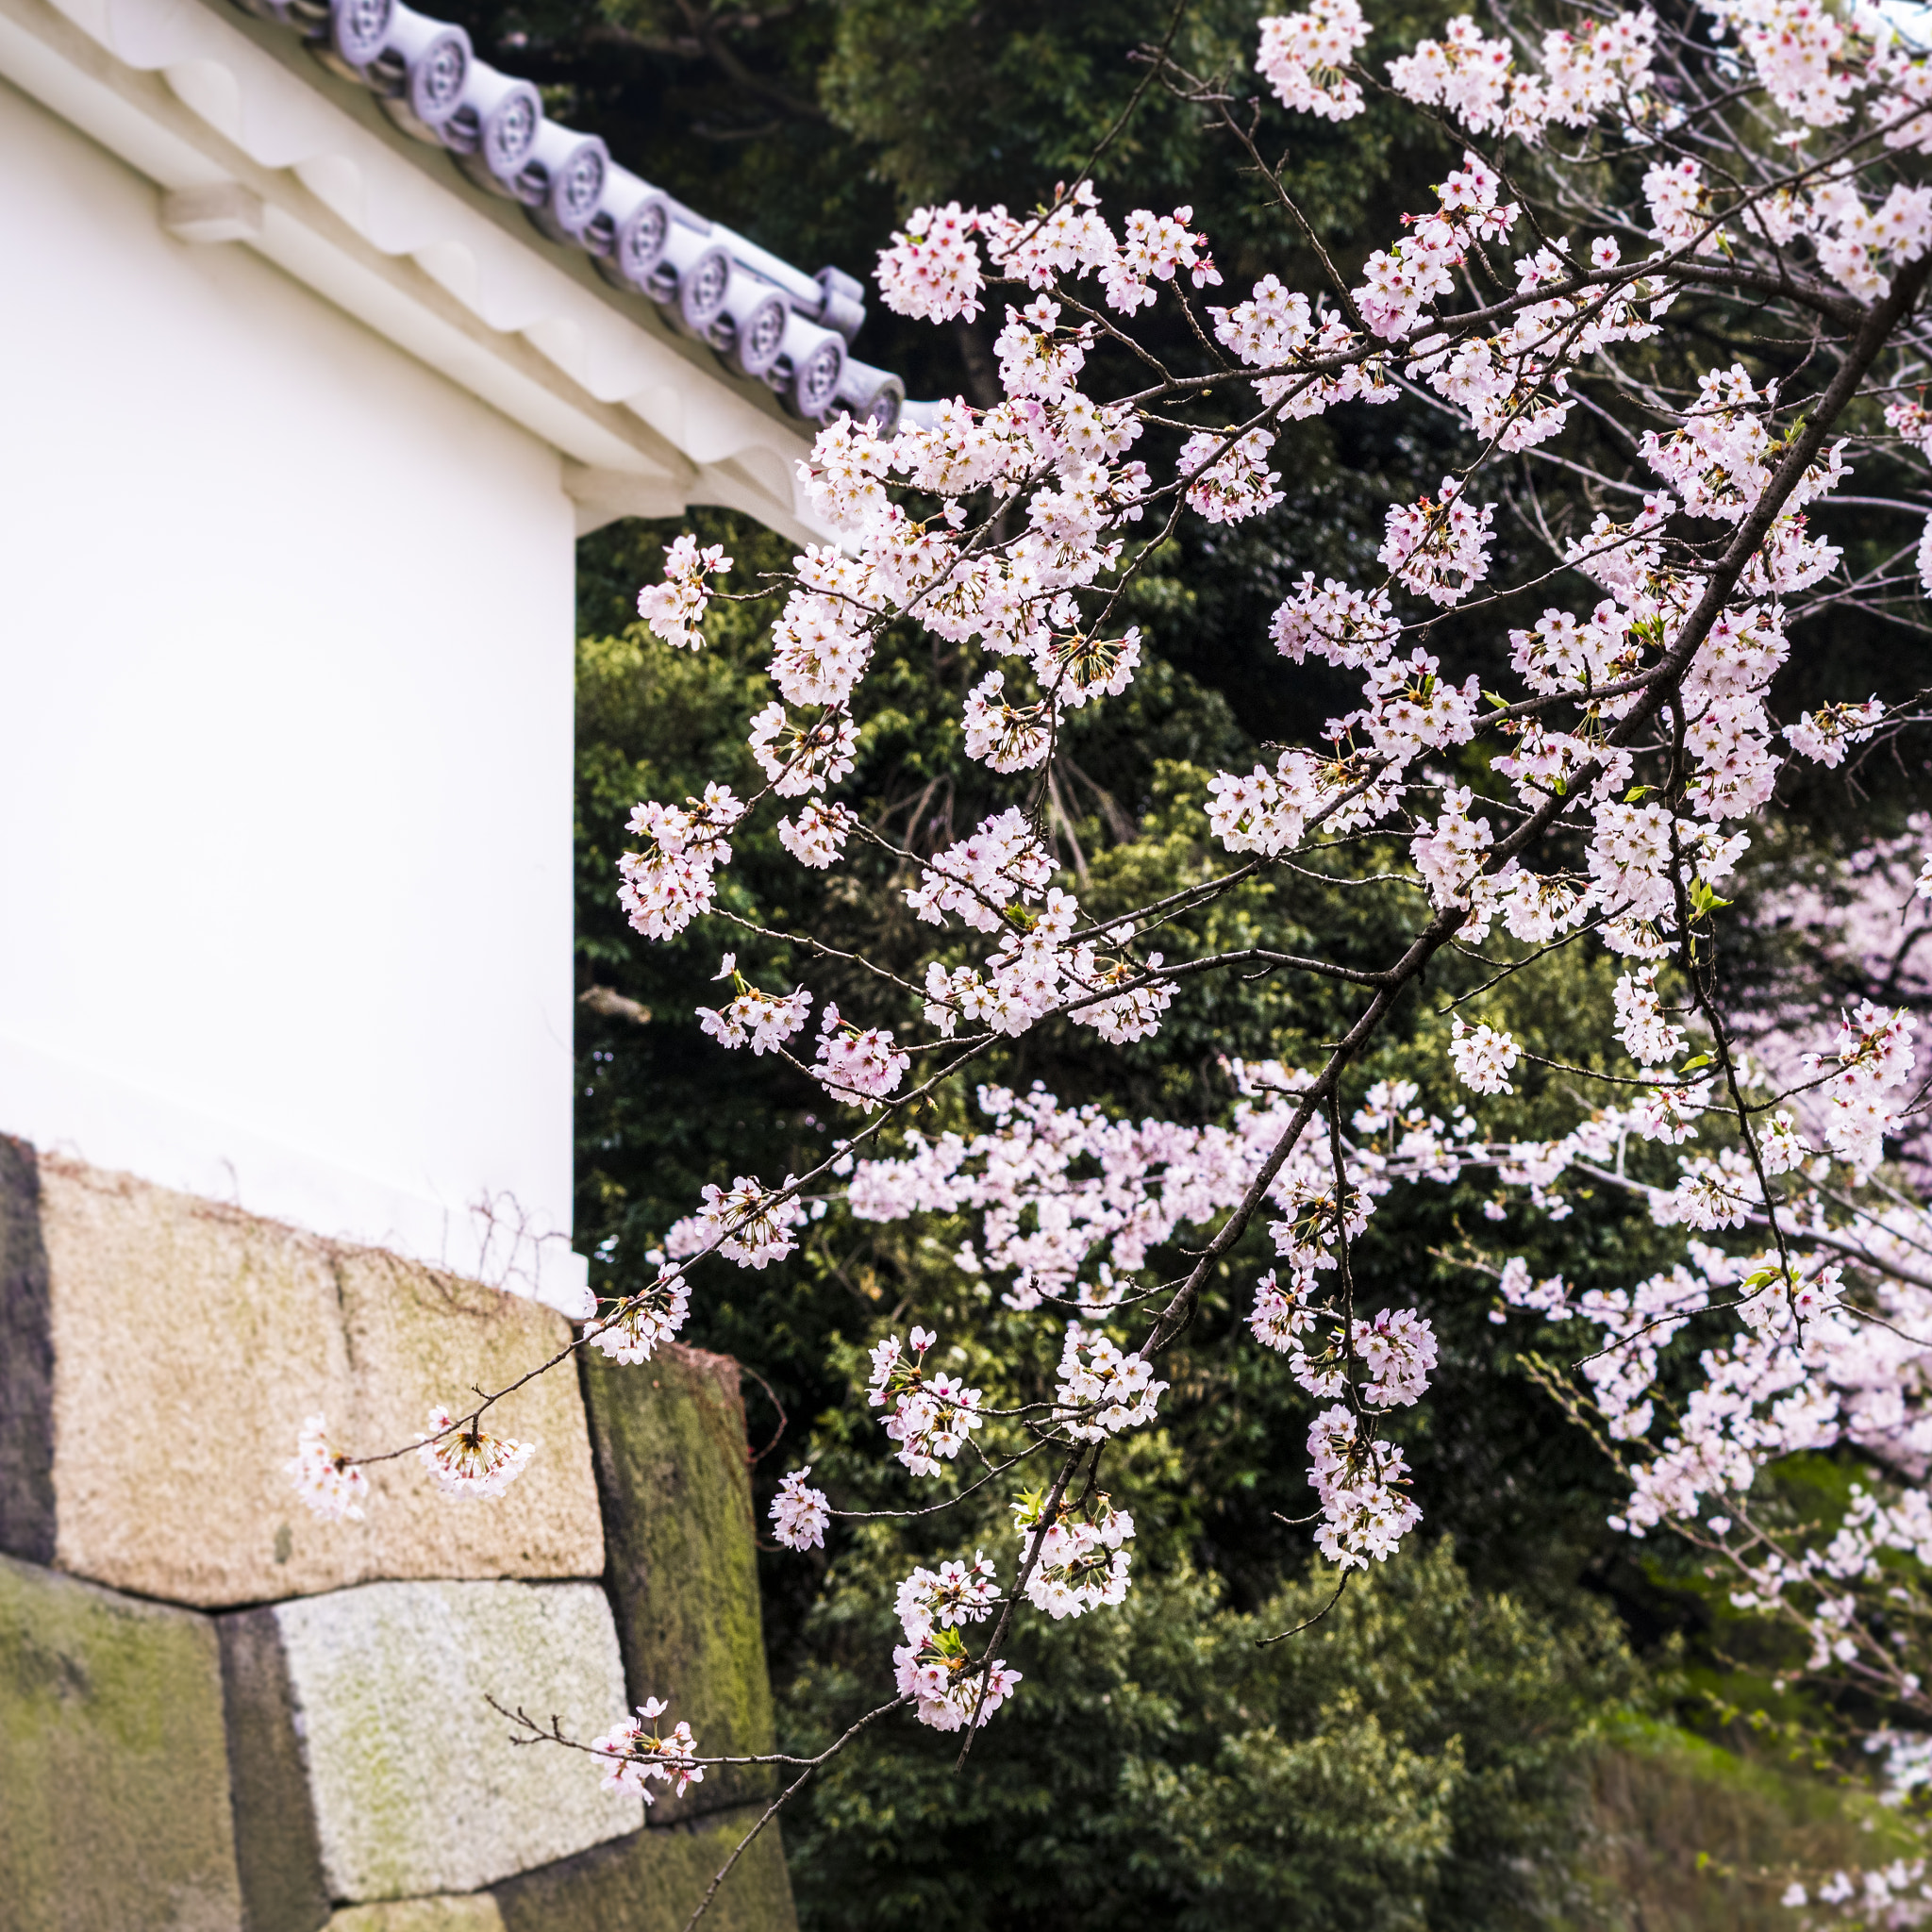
[789,1543,1636,1932]
[573,508,1684,1922]
[541,0,1932,1913]
[443,0,1468,737]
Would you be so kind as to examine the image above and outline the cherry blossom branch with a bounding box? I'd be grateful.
[676,1694,913,1932]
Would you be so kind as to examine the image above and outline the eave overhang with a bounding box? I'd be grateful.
[0,0,908,541]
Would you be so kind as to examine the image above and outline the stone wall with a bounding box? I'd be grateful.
[0,1138,797,1932]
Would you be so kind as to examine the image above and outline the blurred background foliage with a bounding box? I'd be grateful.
[575,510,1840,1928]
[444,0,1932,1920]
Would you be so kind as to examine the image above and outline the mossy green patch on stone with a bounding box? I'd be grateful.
[580,1342,778,1822]
[0,1553,242,1931]
[325,1898,505,1932]
[272,1578,641,1901]
[492,1806,797,1932]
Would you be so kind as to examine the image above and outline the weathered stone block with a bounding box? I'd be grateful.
[219,1607,332,1932]
[0,1139,55,1562]
[0,1140,603,1606]
[492,1805,798,1932]
[0,1552,242,1931]
[581,1342,778,1821]
[326,1902,504,1932]
[271,1578,642,1900]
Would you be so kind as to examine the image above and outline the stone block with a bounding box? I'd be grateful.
[219,1607,331,1932]
[492,1806,798,1932]
[326,1903,503,1932]
[0,1138,55,1561]
[581,1342,778,1821]
[269,1578,642,1900]
[0,1552,242,1931]
[0,1140,603,1606]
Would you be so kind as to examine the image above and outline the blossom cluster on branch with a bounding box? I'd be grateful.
[602,0,1932,1777]
[291,0,1932,1904]
[591,1696,705,1804]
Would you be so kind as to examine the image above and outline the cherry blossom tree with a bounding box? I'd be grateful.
[294,0,1932,1916]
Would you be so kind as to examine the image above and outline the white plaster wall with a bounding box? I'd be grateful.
[0,75,589,1309]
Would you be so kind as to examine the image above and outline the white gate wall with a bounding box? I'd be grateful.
[0,74,584,1304]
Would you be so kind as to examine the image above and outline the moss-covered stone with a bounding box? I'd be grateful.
[325,1901,504,1932]
[579,1342,778,1821]
[0,1553,242,1931]
[272,1578,641,1900]
[491,1806,797,1932]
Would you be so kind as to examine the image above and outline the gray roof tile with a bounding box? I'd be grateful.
[233,0,909,432]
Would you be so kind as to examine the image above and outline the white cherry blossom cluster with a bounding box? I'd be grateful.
[1613,965,1689,1068]
[1106,205,1222,312]
[414,1405,537,1500]
[895,1552,1001,1640]
[635,535,731,650]
[1786,698,1887,768]
[1806,1002,1920,1176]
[880,1538,1020,1739]
[770,1466,831,1551]
[1355,1307,1440,1408]
[690,1175,808,1271]
[777,798,856,869]
[1257,0,1371,123]
[616,786,745,941]
[1013,1491,1134,1620]
[591,1697,704,1804]
[868,1326,986,1476]
[1179,427,1285,524]
[1055,1322,1167,1440]
[285,1413,370,1523]
[1307,1405,1423,1569]
[1247,1267,1438,1420]
[905,808,1054,932]
[878,186,1220,331]
[768,545,876,706]
[1449,1019,1520,1095]
[1249,1266,1323,1356]
[814,1003,911,1111]
[747,702,859,797]
[697,955,813,1055]
[585,1259,691,1364]
[892,1633,1023,1734]
[913,866,1170,1048]
[889,1542,1020,1733]
[875,201,985,323]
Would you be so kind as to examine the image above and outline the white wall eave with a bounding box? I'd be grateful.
[0,0,907,540]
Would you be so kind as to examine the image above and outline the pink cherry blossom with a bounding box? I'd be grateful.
[771,1467,831,1550]
[415,1405,536,1500]
[285,1414,370,1523]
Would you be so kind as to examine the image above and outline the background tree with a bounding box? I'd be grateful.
[513,2,1932,1923]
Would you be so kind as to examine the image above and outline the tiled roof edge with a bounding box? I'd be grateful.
[236,0,910,435]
